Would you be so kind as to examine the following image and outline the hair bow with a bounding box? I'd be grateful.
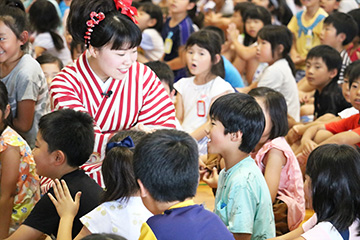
[84,11,106,47]
[106,135,135,151]
[114,0,138,24]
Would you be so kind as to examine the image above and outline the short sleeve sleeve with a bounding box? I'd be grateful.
[80,205,112,234]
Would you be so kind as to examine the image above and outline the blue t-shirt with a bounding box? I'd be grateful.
[215,156,275,239]
[222,56,244,88]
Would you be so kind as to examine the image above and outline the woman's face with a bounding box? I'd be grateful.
[91,44,138,81]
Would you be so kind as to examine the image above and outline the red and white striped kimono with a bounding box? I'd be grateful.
[46,52,176,188]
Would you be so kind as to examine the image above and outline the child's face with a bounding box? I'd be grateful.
[300,0,320,8]
[251,0,270,9]
[41,62,61,86]
[32,132,54,178]
[255,97,272,145]
[349,78,360,110]
[320,0,339,13]
[0,21,25,65]
[207,119,230,156]
[136,9,153,31]
[245,18,264,39]
[231,11,244,32]
[304,175,313,209]
[90,45,137,81]
[305,57,337,91]
[256,37,273,64]
[320,23,341,48]
[341,77,350,102]
[186,44,213,77]
[168,0,194,15]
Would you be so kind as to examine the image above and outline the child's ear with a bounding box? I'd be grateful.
[147,18,157,28]
[187,2,196,10]
[276,44,284,55]
[170,89,176,100]
[329,68,338,79]
[337,33,346,44]
[214,54,221,65]
[230,130,243,143]
[19,31,29,45]
[137,179,149,198]
[53,150,66,166]
[4,104,10,119]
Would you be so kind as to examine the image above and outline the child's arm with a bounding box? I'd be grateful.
[12,100,36,133]
[318,130,360,146]
[233,233,252,240]
[262,148,287,203]
[175,92,184,124]
[34,46,46,58]
[0,146,20,239]
[297,124,326,156]
[48,179,81,240]
[226,23,257,61]
[165,46,186,71]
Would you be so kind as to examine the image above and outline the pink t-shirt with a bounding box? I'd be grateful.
[251,137,305,230]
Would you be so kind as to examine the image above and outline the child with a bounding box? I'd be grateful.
[29,0,72,66]
[174,30,234,154]
[205,93,275,239]
[161,0,196,82]
[287,0,327,81]
[320,12,358,83]
[272,144,360,239]
[136,2,164,63]
[248,87,305,235]
[256,25,300,122]
[51,0,176,163]
[320,0,340,13]
[251,0,293,25]
[347,9,360,62]
[0,5,50,148]
[0,81,40,238]
[36,53,64,86]
[133,129,234,239]
[305,45,351,120]
[226,5,272,84]
[48,130,153,240]
[298,62,360,158]
[7,109,103,240]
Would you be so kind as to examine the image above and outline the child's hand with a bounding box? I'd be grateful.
[203,167,219,189]
[302,140,318,157]
[226,23,239,43]
[286,125,303,144]
[48,179,81,219]
[199,157,207,180]
[299,91,312,104]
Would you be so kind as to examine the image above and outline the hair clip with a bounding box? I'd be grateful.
[113,0,138,24]
[84,11,106,47]
[106,136,135,151]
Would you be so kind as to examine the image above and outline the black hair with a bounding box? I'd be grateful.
[347,9,360,38]
[234,2,255,16]
[38,109,94,167]
[67,0,141,49]
[306,45,342,82]
[133,129,199,202]
[203,25,225,44]
[324,12,358,46]
[268,0,293,25]
[101,130,146,203]
[138,2,163,33]
[243,5,272,46]
[210,93,265,153]
[36,53,64,70]
[248,87,288,139]
[81,234,126,240]
[29,0,64,51]
[145,61,174,92]
[348,60,360,87]
[306,144,360,235]
[0,81,13,134]
[187,0,204,29]
[185,30,225,79]
[258,25,295,76]
[0,0,25,11]
[70,41,86,60]
[0,5,29,51]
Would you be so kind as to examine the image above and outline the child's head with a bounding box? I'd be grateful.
[34,109,94,177]
[133,129,198,214]
[0,81,11,132]
[248,87,288,144]
[81,234,126,240]
[243,5,272,46]
[347,9,360,45]
[320,0,340,14]
[144,61,175,98]
[29,0,61,33]
[251,0,292,25]
[348,61,360,110]
[0,0,25,11]
[70,41,86,61]
[185,30,224,79]
[305,45,342,91]
[102,130,146,203]
[340,60,360,103]
[257,25,293,64]
[232,2,255,32]
[321,12,358,47]
[136,2,163,33]
[0,5,29,56]
[300,0,320,9]
[36,53,64,86]
[68,0,142,49]
[306,144,360,231]
[209,93,265,154]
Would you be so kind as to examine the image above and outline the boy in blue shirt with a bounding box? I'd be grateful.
[133,129,234,240]
[204,93,275,240]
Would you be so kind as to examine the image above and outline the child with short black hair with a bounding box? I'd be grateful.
[145,60,175,98]
[305,45,351,119]
[347,9,360,62]
[204,93,275,239]
[36,53,64,86]
[7,109,103,240]
[133,129,234,239]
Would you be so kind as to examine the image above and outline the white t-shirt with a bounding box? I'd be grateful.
[33,32,72,66]
[302,214,360,240]
[140,29,164,61]
[80,197,152,240]
[257,58,300,122]
[174,76,234,133]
